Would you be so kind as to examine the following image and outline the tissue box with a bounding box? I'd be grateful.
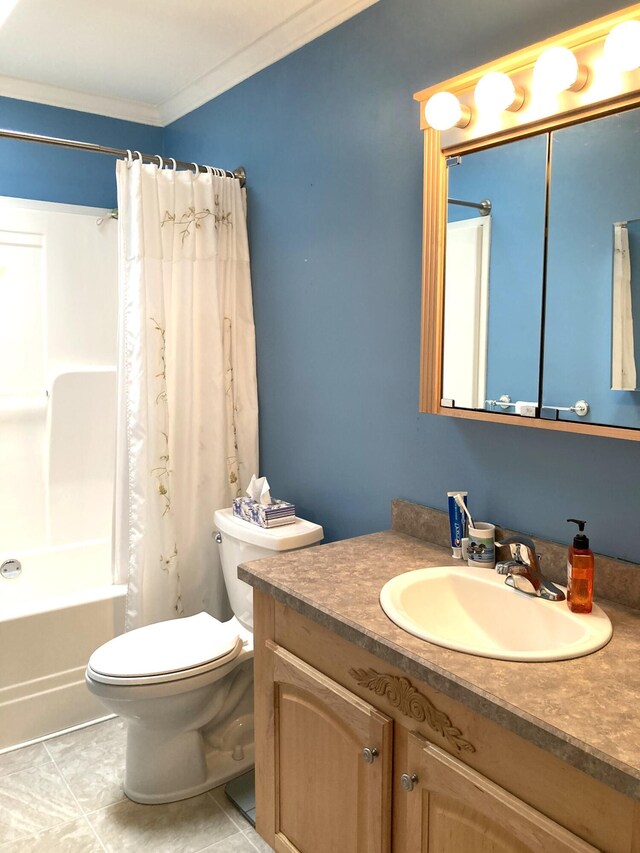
[232,497,296,528]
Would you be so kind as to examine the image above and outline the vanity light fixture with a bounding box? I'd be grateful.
[424,92,471,131]
[603,20,640,72]
[474,72,525,113]
[533,46,588,94]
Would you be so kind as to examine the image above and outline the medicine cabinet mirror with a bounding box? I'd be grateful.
[415,4,640,440]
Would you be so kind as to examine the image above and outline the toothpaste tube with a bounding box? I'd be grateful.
[447,491,468,558]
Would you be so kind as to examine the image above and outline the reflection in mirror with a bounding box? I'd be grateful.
[544,107,640,429]
[612,219,640,392]
[442,214,490,409]
[443,136,547,413]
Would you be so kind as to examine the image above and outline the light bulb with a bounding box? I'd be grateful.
[603,20,640,72]
[424,92,471,131]
[533,46,587,94]
[474,72,524,113]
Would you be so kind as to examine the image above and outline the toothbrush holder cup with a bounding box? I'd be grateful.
[462,522,496,569]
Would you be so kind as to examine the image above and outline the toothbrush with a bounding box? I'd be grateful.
[453,492,475,534]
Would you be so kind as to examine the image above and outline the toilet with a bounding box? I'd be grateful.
[85,507,323,804]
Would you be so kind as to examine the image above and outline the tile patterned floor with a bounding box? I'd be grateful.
[0,719,273,852]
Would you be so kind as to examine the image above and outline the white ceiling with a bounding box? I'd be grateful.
[0,0,377,126]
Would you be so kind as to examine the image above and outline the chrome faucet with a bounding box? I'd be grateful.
[495,535,565,601]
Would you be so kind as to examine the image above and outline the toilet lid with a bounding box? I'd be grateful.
[88,612,242,682]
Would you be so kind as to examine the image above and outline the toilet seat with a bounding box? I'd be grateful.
[87,612,243,687]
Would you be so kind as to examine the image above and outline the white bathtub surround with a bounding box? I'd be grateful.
[0,199,122,751]
[47,368,117,545]
[114,160,258,629]
[0,197,117,553]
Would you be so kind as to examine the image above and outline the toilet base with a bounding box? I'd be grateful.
[124,729,255,804]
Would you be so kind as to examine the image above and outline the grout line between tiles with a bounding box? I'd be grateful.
[86,818,109,853]
[0,715,116,757]
[207,793,242,830]
[0,756,54,782]
[245,828,273,853]
[0,759,89,850]
[190,827,246,853]
[43,742,108,852]
[0,817,96,853]
[23,723,263,852]
[199,791,261,852]
[206,789,243,830]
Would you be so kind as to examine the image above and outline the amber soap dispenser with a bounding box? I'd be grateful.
[566,519,594,613]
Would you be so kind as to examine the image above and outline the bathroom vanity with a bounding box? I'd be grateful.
[241,502,640,853]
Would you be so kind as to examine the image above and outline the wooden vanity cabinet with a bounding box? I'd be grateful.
[254,590,640,853]
[395,729,596,852]
[261,641,393,853]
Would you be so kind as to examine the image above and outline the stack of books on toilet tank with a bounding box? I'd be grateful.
[232,497,296,528]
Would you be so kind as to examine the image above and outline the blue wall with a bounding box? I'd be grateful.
[0,97,162,208]
[163,0,639,563]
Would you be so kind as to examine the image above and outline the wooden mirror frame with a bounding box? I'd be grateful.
[414,3,640,441]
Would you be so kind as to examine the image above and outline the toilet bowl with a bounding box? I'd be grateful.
[85,507,323,804]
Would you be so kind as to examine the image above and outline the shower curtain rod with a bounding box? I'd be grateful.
[0,127,246,186]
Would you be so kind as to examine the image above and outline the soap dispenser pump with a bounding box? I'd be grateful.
[566,518,594,613]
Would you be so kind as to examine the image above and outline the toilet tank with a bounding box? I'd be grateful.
[213,508,323,631]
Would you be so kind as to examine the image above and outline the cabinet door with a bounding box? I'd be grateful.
[259,642,392,853]
[399,732,597,853]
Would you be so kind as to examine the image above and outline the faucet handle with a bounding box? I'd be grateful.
[495,534,536,553]
[495,535,541,572]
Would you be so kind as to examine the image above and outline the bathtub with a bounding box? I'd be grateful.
[0,539,126,750]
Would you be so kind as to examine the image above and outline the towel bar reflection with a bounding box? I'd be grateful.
[541,400,590,419]
[486,395,513,410]
[448,197,492,216]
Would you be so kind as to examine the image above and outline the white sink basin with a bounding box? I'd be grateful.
[380,566,612,662]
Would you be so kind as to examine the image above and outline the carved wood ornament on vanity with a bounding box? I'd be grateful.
[349,667,476,753]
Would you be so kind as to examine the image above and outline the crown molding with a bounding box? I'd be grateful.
[0,0,377,128]
[0,75,163,127]
[159,0,377,125]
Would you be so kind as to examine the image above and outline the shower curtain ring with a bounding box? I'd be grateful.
[191,162,200,176]
[169,158,177,171]
[155,154,164,169]
[125,149,133,167]
[133,151,142,163]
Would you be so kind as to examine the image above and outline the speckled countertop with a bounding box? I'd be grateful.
[239,525,640,800]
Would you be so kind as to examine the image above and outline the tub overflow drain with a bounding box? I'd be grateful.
[1,559,21,579]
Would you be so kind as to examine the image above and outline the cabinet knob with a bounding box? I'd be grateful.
[362,747,379,764]
[400,773,418,792]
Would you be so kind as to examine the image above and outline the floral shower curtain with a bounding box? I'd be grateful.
[113,158,258,630]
